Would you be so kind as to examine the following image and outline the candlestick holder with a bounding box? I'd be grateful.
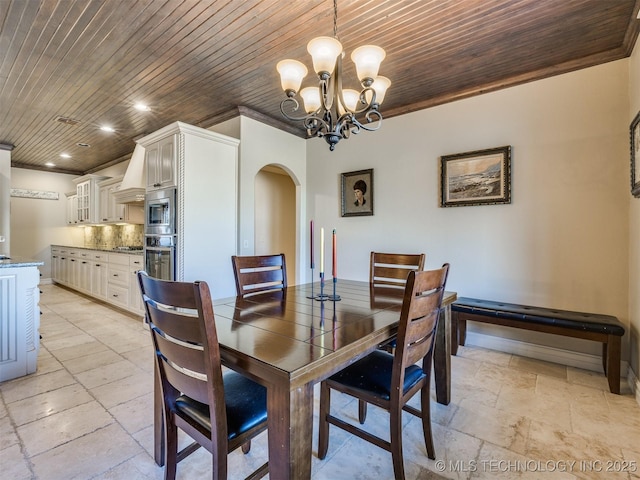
[314,272,330,301]
[327,276,341,301]
[306,266,316,299]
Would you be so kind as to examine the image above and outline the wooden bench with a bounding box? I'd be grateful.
[451,297,626,394]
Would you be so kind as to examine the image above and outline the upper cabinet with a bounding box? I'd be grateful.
[65,192,78,225]
[98,176,144,224]
[72,175,108,224]
[145,135,176,190]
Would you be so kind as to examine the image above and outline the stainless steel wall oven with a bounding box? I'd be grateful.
[144,188,176,280]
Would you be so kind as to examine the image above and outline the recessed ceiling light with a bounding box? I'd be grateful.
[45,162,56,167]
[100,125,115,133]
[134,103,151,112]
[60,153,71,158]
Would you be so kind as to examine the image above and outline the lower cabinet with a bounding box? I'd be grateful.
[51,246,143,316]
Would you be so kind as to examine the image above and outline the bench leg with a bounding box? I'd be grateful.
[459,316,467,347]
[605,335,621,395]
[451,311,459,356]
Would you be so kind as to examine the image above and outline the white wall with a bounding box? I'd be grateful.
[628,36,640,390]
[214,116,307,284]
[307,59,630,360]
[10,168,83,279]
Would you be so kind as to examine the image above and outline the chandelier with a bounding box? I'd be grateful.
[276,0,390,151]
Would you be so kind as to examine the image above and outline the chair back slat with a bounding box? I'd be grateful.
[153,327,207,375]
[370,252,425,287]
[161,356,211,405]
[232,254,287,297]
[146,302,202,344]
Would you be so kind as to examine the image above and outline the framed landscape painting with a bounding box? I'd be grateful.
[631,111,640,198]
[440,146,511,207]
[341,169,374,217]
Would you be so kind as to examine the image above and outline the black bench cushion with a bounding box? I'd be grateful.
[452,297,625,336]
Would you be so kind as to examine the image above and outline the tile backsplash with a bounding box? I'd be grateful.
[83,224,143,249]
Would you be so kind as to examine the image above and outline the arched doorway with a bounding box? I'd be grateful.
[254,165,296,284]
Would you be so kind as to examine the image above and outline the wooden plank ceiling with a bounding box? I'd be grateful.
[1,0,639,174]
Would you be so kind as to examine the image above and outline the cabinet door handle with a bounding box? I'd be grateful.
[153,182,161,187]
[82,261,87,264]
[96,264,101,267]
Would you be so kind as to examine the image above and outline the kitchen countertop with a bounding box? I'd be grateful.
[51,245,144,255]
[0,256,45,268]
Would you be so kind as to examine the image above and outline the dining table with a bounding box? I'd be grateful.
[152,279,457,479]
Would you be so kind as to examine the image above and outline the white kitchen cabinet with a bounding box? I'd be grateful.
[128,254,144,315]
[51,246,142,315]
[107,253,129,309]
[98,176,144,224]
[137,122,239,300]
[91,252,108,300]
[65,193,78,225]
[72,175,109,224]
[145,135,176,190]
[77,250,92,294]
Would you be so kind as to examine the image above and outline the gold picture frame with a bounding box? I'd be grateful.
[440,146,511,207]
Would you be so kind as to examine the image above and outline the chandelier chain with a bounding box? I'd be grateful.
[333,0,338,39]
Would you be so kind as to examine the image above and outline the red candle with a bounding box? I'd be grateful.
[310,220,314,269]
[332,229,337,278]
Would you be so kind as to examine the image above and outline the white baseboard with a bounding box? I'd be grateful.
[465,331,629,377]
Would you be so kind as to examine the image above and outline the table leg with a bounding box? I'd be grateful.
[267,381,315,479]
[434,305,452,405]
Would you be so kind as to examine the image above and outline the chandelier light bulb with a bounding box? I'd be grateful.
[350,45,386,84]
[366,76,391,105]
[339,89,360,115]
[300,87,321,113]
[277,59,308,95]
[307,36,343,76]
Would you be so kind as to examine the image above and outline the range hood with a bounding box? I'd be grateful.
[113,143,146,204]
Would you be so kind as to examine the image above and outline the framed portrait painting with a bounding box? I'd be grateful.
[440,145,511,207]
[631,111,640,198]
[341,169,373,217]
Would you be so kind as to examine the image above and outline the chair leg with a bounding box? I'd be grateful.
[164,414,178,480]
[389,403,405,480]
[420,384,435,460]
[358,399,368,424]
[318,382,331,459]
[241,441,251,454]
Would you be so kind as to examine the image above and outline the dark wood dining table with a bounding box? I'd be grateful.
[153,280,457,479]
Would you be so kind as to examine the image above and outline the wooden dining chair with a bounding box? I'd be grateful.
[370,251,426,375]
[137,271,269,480]
[318,264,450,480]
[369,251,426,287]
[231,254,287,298]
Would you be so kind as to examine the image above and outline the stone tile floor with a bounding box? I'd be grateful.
[1,284,639,479]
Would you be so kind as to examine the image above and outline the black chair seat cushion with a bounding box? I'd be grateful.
[175,372,267,440]
[328,350,425,401]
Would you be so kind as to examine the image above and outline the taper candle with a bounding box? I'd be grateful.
[320,227,324,274]
[332,229,337,278]
[310,220,314,269]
